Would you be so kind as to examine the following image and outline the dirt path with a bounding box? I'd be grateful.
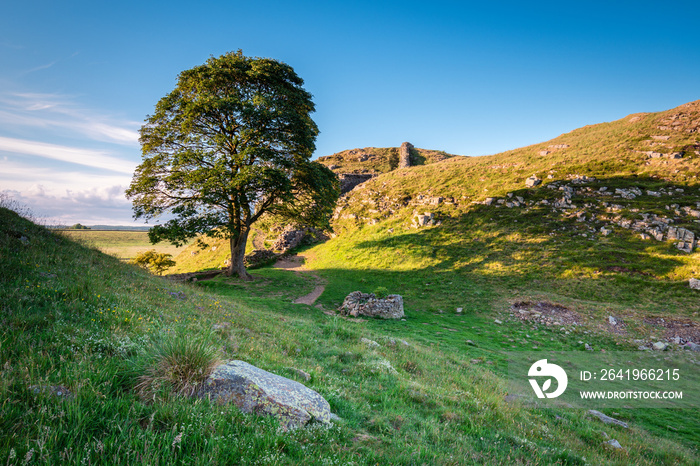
[274,254,326,306]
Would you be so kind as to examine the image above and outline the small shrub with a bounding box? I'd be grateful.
[132,249,176,275]
[373,286,389,299]
[134,334,221,402]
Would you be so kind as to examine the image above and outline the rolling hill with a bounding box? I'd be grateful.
[8,100,699,463]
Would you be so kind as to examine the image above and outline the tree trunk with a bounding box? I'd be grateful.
[229,227,252,281]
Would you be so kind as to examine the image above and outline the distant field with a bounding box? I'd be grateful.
[58,230,190,261]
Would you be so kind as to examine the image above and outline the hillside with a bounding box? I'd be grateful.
[311,100,700,311]
[316,145,461,175]
[2,196,699,463]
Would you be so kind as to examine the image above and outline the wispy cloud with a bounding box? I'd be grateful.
[0,92,140,145]
[0,158,131,186]
[22,61,58,75]
[0,136,136,174]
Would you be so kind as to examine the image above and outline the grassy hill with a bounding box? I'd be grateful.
[313,100,700,311]
[317,145,460,174]
[2,201,697,464]
[2,100,700,464]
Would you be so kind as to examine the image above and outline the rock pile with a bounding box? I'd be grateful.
[339,291,404,319]
[271,225,329,252]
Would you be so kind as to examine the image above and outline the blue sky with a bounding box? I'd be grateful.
[1,0,699,225]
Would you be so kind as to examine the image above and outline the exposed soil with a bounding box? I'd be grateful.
[643,317,700,344]
[510,301,581,326]
[274,254,326,306]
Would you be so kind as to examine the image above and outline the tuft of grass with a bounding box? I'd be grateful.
[134,333,221,401]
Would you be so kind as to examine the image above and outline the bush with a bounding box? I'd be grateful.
[132,249,176,275]
[373,286,389,299]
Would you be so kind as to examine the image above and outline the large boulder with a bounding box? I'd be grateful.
[339,291,404,319]
[198,360,331,430]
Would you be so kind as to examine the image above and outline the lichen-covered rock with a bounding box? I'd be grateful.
[690,278,700,290]
[198,360,331,430]
[339,291,404,319]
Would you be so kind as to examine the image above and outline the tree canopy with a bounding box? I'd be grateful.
[126,51,339,279]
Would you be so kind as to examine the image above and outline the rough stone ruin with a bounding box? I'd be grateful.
[338,173,375,194]
[339,291,404,319]
[399,142,413,169]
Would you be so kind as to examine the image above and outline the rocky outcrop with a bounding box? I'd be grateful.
[339,291,404,319]
[198,360,331,430]
[399,142,413,169]
[271,225,329,252]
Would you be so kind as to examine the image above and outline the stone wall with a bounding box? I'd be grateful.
[338,173,375,194]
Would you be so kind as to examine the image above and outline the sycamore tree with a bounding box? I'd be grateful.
[126,51,339,280]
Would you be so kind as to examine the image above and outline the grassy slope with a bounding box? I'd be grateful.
[315,101,700,313]
[317,146,460,174]
[300,101,700,458]
[58,230,191,261]
[2,207,697,464]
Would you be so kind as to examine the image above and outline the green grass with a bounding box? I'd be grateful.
[58,229,191,261]
[2,205,699,464]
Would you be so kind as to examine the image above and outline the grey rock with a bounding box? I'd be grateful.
[525,175,542,187]
[608,316,617,326]
[605,439,623,449]
[689,278,700,290]
[361,337,380,348]
[271,225,328,253]
[198,360,331,430]
[29,385,74,400]
[684,342,700,352]
[652,341,668,351]
[339,291,404,319]
[286,367,311,382]
[588,410,629,428]
[585,343,593,351]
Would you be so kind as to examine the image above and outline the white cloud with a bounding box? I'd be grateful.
[0,158,131,188]
[0,92,140,145]
[0,136,136,174]
[2,186,137,226]
[0,90,143,224]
